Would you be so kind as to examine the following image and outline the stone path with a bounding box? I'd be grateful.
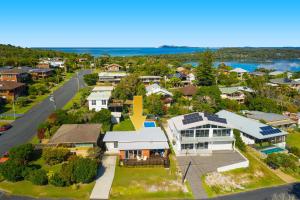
[90,156,117,200]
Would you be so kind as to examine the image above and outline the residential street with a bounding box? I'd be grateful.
[209,183,300,200]
[0,70,91,155]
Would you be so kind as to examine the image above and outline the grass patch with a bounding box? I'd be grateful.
[110,156,192,199]
[202,151,285,197]
[0,181,94,200]
[113,119,135,131]
[287,131,300,148]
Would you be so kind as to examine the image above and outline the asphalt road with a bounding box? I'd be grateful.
[208,183,300,200]
[0,70,90,155]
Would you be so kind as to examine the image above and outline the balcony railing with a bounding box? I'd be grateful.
[120,157,170,168]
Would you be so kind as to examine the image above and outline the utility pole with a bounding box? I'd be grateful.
[12,96,16,120]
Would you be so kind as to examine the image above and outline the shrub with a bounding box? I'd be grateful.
[83,73,98,86]
[91,109,111,132]
[15,97,31,107]
[0,160,24,182]
[265,153,298,171]
[9,143,34,164]
[233,129,246,152]
[73,157,98,183]
[42,147,70,165]
[49,173,67,187]
[289,146,300,158]
[28,169,48,185]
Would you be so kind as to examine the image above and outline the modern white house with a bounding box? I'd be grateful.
[145,84,173,97]
[87,91,111,111]
[167,112,235,155]
[217,110,287,148]
[98,72,127,84]
[139,76,161,84]
[230,68,248,78]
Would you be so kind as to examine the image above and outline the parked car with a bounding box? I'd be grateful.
[0,123,12,133]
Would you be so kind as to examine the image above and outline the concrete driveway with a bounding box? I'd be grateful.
[177,150,246,199]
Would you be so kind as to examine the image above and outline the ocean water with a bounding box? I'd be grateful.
[42,47,210,57]
[41,47,300,72]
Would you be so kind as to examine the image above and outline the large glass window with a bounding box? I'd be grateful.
[125,150,142,159]
[196,142,208,149]
[213,129,231,137]
[181,130,194,137]
[196,130,209,137]
[181,143,194,150]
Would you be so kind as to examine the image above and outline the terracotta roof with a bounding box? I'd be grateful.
[0,81,25,90]
[48,124,101,144]
[0,157,9,163]
[179,85,197,96]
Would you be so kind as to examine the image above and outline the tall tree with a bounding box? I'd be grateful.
[195,51,215,86]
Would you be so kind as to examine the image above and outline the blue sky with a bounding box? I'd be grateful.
[0,0,299,47]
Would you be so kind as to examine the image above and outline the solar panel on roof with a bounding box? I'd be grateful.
[260,126,273,131]
[260,126,282,135]
[182,113,203,125]
[206,115,227,124]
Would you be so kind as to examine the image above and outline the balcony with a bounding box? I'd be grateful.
[181,136,235,144]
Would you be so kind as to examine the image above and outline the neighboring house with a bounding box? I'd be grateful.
[103,127,169,166]
[87,91,111,111]
[178,85,197,99]
[37,61,50,69]
[146,84,172,97]
[0,81,26,102]
[0,69,30,82]
[48,124,101,157]
[230,68,248,78]
[98,72,127,84]
[28,68,54,80]
[168,112,235,155]
[269,71,284,77]
[250,71,265,76]
[50,61,65,68]
[269,78,300,90]
[186,73,195,83]
[139,76,161,84]
[105,64,122,72]
[217,110,287,148]
[92,86,114,93]
[244,110,295,128]
[219,86,253,104]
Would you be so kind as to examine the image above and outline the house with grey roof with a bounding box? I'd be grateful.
[168,112,235,155]
[244,110,296,128]
[146,84,172,97]
[219,86,253,104]
[217,110,287,148]
[103,127,169,166]
[230,68,248,78]
[269,78,300,91]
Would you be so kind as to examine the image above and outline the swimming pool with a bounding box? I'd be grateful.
[261,147,285,155]
[144,121,156,128]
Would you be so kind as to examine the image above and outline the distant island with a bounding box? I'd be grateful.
[159,45,193,48]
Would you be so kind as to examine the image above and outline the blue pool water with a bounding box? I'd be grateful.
[144,121,156,128]
[261,147,285,155]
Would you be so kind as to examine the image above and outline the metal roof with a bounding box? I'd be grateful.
[103,127,168,143]
[217,110,287,139]
[168,112,233,131]
[87,91,111,100]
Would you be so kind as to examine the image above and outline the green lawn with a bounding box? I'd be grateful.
[286,131,300,148]
[0,181,94,200]
[202,151,285,197]
[63,89,83,110]
[113,119,135,131]
[110,156,192,199]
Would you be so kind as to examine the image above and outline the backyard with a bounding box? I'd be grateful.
[110,155,192,200]
[202,150,285,197]
[286,131,300,148]
[113,119,135,131]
